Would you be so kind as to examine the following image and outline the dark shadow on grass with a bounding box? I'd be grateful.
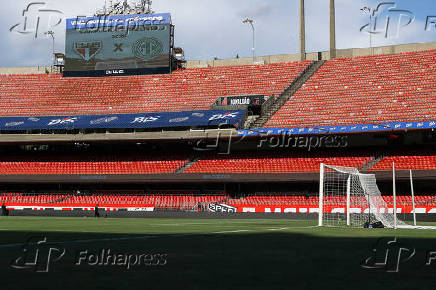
[0,229,436,290]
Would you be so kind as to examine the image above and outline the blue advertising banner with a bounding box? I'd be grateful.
[238,120,436,136]
[66,13,172,30]
[0,110,245,131]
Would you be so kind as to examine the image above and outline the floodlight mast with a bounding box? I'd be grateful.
[96,0,154,16]
[242,18,255,62]
[361,6,373,55]
[141,0,154,14]
[44,31,55,66]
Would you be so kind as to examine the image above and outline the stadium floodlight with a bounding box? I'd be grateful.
[360,6,373,55]
[242,18,255,62]
[318,163,436,229]
[140,0,154,14]
[44,31,55,65]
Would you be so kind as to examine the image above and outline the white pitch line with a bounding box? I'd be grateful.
[0,225,318,249]
[267,227,290,231]
[0,228,263,248]
[0,229,258,249]
[0,233,190,249]
[211,229,252,234]
[153,222,292,226]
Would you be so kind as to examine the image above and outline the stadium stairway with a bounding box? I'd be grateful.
[360,154,386,172]
[175,158,200,173]
[250,60,326,129]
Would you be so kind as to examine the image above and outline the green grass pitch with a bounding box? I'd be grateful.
[1,216,436,289]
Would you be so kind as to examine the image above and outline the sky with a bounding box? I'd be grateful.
[1,0,435,66]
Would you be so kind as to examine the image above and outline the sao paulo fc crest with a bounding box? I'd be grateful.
[74,41,102,61]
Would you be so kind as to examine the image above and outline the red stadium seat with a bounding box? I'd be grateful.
[0,62,311,116]
[186,151,372,173]
[264,50,436,128]
[0,192,229,210]
[370,150,436,171]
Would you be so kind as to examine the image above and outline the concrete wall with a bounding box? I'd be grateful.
[0,41,435,74]
[186,41,436,68]
[0,66,54,75]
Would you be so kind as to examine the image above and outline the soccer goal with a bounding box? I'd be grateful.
[318,163,435,229]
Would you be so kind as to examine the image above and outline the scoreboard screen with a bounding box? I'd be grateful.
[64,13,172,77]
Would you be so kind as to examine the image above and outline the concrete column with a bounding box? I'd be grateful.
[330,0,336,59]
[300,0,306,60]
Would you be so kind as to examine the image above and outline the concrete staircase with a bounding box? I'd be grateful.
[360,154,385,172]
[176,158,199,173]
[250,60,325,129]
[243,114,259,129]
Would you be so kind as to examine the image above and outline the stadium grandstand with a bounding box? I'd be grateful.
[0,0,433,222]
[0,44,434,216]
[2,1,436,288]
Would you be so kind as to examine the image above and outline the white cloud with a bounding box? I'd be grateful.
[0,0,435,66]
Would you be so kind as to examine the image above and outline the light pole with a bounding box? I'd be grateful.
[242,18,255,63]
[361,7,373,55]
[44,30,55,65]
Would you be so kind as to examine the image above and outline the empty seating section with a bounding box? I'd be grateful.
[265,50,436,128]
[371,153,436,171]
[0,62,311,116]
[0,193,69,204]
[0,193,229,210]
[0,154,187,174]
[227,195,436,207]
[2,193,435,210]
[0,161,185,175]
[67,194,228,210]
[0,151,434,175]
[186,152,372,173]
[227,195,318,206]
[140,194,228,210]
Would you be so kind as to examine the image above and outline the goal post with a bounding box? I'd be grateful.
[346,175,351,226]
[409,169,417,227]
[318,163,324,226]
[318,163,436,229]
[393,162,398,229]
[319,164,378,228]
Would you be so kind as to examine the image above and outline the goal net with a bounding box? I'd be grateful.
[318,164,436,229]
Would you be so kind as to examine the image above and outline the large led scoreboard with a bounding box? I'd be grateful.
[64,13,173,77]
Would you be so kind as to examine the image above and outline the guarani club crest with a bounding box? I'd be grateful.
[133,37,163,61]
[74,41,102,61]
